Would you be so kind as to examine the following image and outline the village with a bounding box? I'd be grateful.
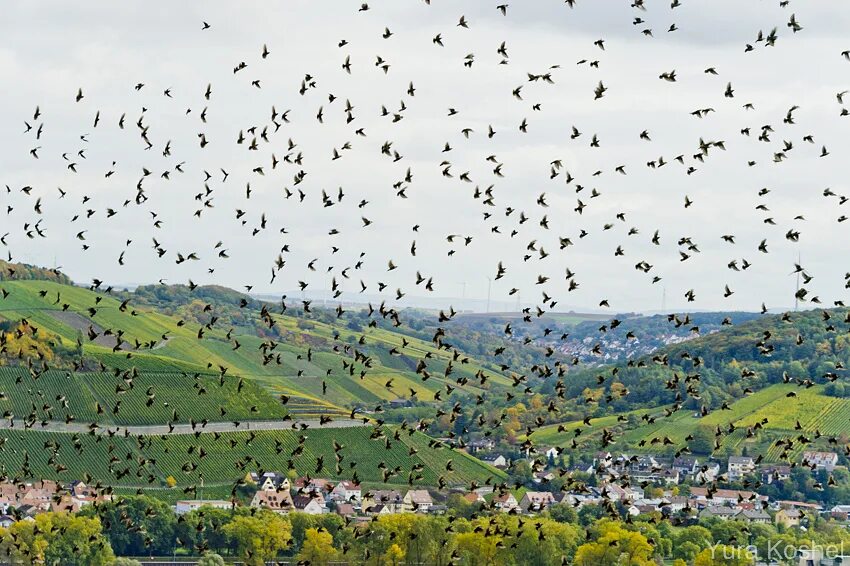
[153,448,850,532]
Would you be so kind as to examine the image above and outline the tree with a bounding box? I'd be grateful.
[223,512,291,566]
[80,495,176,556]
[548,503,579,524]
[574,520,655,566]
[384,543,405,566]
[0,513,114,566]
[455,531,501,566]
[165,476,177,488]
[691,425,715,455]
[298,528,337,566]
[693,545,752,566]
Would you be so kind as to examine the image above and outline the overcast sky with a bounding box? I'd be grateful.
[2,0,850,313]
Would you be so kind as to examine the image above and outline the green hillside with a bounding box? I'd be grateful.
[532,383,850,462]
[0,426,505,489]
[0,279,510,413]
[0,367,288,425]
[0,273,507,494]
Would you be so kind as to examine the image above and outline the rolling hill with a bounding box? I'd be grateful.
[531,383,850,462]
[0,268,510,492]
[0,426,506,490]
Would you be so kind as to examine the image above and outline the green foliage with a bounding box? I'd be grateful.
[222,512,291,565]
[0,512,114,566]
[80,496,176,556]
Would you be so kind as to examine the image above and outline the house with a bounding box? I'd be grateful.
[737,509,771,524]
[388,398,412,409]
[491,492,519,512]
[462,492,485,504]
[330,480,361,503]
[403,490,433,513]
[695,462,721,483]
[468,438,495,453]
[533,471,556,484]
[727,456,756,480]
[830,504,850,521]
[519,491,556,513]
[251,490,293,513]
[698,506,739,521]
[690,487,767,506]
[293,478,333,498]
[672,457,700,476]
[481,454,508,469]
[777,500,824,513]
[775,508,802,528]
[292,495,326,515]
[335,503,356,517]
[258,473,290,493]
[363,490,404,514]
[368,504,393,516]
[761,465,791,484]
[175,500,232,515]
[544,447,560,462]
[801,451,839,472]
[0,516,13,529]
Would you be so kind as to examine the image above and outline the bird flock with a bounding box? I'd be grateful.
[2,0,850,526]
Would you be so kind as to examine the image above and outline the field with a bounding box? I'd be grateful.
[531,384,850,462]
[0,426,506,489]
[0,367,288,425]
[0,280,511,412]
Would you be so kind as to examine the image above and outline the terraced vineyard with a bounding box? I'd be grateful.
[532,384,850,462]
[0,279,511,413]
[0,427,505,489]
[0,368,288,425]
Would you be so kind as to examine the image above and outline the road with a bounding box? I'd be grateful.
[0,418,369,436]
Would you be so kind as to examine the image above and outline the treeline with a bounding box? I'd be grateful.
[0,260,72,284]
[561,307,850,414]
[6,494,850,565]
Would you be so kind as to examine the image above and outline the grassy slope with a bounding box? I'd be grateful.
[531,383,848,461]
[0,281,509,411]
[0,368,288,425]
[0,426,506,489]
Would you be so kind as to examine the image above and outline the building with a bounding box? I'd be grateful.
[481,454,508,469]
[334,503,356,517]
[491,492,519,512]
[737,509,771,524]
[363,490,404,514]
[175,500,232,515]
[258,472,290,493]
[775,508,802,528]
[402,490,433,513]
[698,506,739,521]
[519,491,556,513]
[801,451,839,472]
[689,487,767,506]
[830,504,850,521]
[251,490,293,513]
[468,438,496,453]
[671,457,700,477]
[330,480,361,503]
[293,478,333,498]
[761,465,791,485]
[727,456,756,480]
[292,495,326,515]
[462,492,485,504]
